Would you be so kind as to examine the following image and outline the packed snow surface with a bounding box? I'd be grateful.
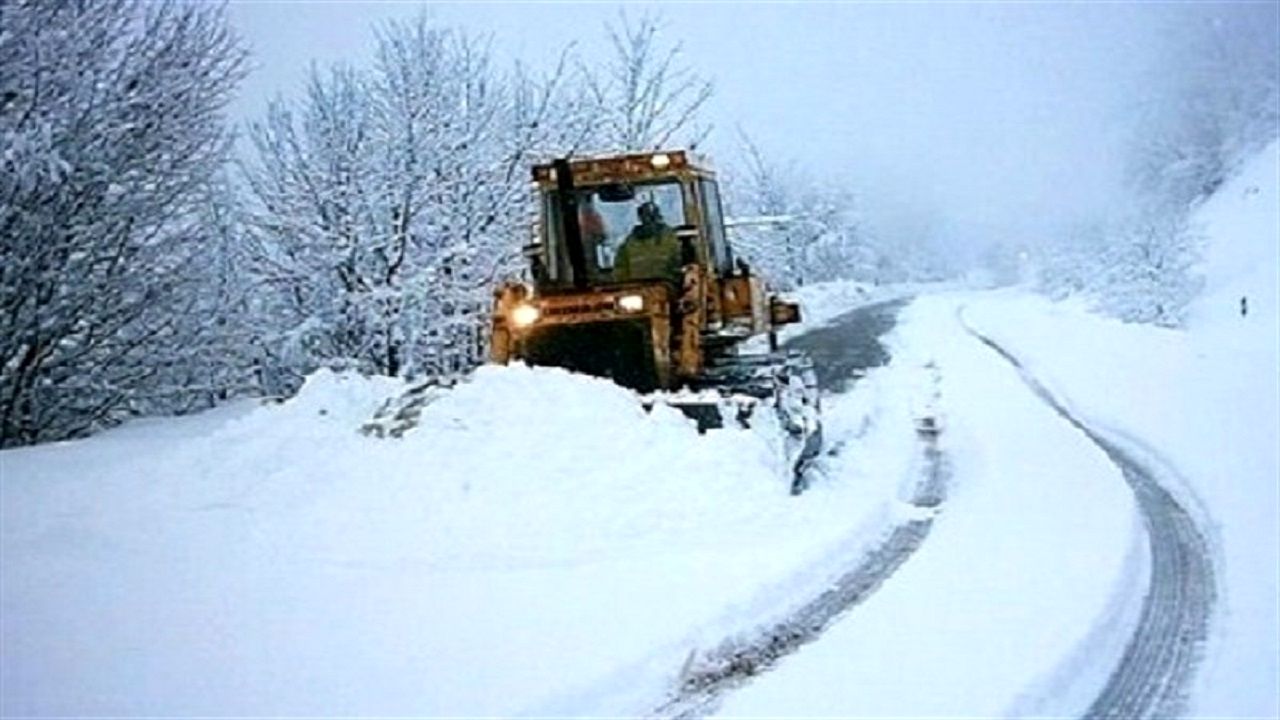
[719,142,1277,718]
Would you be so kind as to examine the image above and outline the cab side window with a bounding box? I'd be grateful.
[700,179,733,274]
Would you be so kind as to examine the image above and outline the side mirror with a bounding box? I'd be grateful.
[770,298,801,326]
[523,243,547,282]
[597,183,636,202]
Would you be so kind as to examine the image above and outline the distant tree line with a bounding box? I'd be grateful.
[724,131,955,289]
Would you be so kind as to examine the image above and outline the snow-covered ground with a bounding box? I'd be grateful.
[718,142,1278,717]
[716,292,1146,717]
[3,149,1274,716]
[958,142,1279,718]
[2,331,925,715]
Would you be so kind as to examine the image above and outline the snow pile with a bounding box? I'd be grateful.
[2,355,918,716]
[267,367,408,424]
[310,363,794,567]
[959,141,1279,717]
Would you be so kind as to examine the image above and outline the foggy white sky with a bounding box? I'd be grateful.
[227,1,1206,255]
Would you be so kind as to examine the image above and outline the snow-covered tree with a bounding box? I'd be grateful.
[723,133,871,288]
[1034,209,1204,327]
[1034,220,1110,300]
[0,0,246,446]
[242,15,585,385]
[1093,210,1204,327]
[168,172,270,404]
[581,11,714,152]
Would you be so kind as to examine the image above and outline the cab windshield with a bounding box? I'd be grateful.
[542,180,686,284]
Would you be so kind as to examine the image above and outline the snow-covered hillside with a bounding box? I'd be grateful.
[1192,141,1280,332]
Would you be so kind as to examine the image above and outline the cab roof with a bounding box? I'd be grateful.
[530,150,715,188]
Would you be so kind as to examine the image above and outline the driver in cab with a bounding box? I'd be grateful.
[614,201,682,283]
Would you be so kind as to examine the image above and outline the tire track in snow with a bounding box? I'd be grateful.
[961,315,1215,720]
[655,299,946,719]
[654,443,948,720]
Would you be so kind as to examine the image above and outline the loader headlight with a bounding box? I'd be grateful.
[617,294,645,312]
[510,303,541,328]
[650,153,671,169]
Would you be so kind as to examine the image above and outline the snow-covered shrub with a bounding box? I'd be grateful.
[1093,210,1205,327]
[1036,210,1204,328]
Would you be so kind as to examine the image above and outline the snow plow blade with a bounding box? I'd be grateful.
[659,350,823,494]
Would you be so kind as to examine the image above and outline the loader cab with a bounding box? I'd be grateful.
[540,179,687,284]
[529,151,734,290]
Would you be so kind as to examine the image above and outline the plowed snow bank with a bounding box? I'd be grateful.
[3,348,918,715]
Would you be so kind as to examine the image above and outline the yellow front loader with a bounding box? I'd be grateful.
[490,150,821,488]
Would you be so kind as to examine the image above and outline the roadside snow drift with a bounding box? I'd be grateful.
[2,358,919,716]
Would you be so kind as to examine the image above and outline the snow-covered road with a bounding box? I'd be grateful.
[784,298,907,394]
[657,298,948,717]
[716,293,1145,718]
[963,317,1215,719]
[1,290,926,717]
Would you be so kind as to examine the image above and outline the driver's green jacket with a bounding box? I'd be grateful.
[614,226,681,282]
